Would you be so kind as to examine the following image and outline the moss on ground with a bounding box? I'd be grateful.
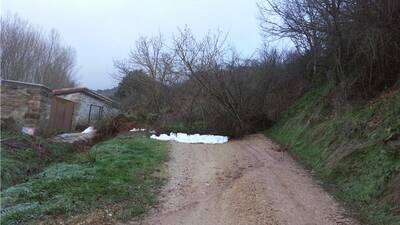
[267,86,400,225]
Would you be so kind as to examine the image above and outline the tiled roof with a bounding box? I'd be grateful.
[53,87,116,105]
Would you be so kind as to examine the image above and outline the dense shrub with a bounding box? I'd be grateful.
[259,0,400,99]
[115,32,308,137]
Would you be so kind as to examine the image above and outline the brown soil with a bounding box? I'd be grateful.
[128,134,359,225]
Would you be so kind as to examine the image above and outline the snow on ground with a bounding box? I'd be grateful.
[150,133,228,144]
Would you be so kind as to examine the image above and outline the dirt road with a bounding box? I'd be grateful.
[131,134,358,225]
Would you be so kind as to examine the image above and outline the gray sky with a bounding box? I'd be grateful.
[2,0,264,89]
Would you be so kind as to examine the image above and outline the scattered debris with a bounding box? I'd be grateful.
[21,127,35,136]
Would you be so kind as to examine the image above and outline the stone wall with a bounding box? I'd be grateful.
[57,92,119,127]
[0,80,52,134]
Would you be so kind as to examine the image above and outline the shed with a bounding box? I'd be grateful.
[53,87,120,129]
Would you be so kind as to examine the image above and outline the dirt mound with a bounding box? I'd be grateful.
[1,138,32,151]
[113,114,137,133]
[1,136,52,159]
[94,114,137,142]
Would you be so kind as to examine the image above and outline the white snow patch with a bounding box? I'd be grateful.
[81,126,95,134]
[150,133,228,144]
[130,128,146,132]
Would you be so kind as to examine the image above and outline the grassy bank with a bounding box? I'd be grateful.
[1,130,75,190]
[1,134,168,224]
[267,86,400,225]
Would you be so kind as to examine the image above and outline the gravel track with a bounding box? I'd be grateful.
[130,134,358,225]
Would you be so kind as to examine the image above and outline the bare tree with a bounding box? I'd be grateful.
[115,28,308,136]
[259,0,400,98]
[114,34,177,115]
[173,28,248,132]
[131,35,176,84]
[0,14,77,88]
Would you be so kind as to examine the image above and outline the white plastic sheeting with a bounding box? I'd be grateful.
[150,133,228,144]
[54,127,96,144]
[21,127,35,136]
[81,126,95,134]
[130,128,146,132]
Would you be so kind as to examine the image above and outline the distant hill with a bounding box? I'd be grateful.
[95,87,118,100]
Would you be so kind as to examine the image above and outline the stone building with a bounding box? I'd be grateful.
[53,87,120,129]
[0,80,53,134]
[1,80,119,134]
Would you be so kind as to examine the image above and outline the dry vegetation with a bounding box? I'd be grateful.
[0,1,399,224]
[114,0,399,137]
[259,0,400,98]
[0,14,77,88]
[114,29,308,137]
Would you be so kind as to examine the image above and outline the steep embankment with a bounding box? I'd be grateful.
[267,85,400,225]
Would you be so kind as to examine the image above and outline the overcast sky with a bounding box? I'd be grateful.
[2,0,264,90]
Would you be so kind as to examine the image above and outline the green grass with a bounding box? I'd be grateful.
[267,86,400,225]
[1,131,75,190]
[0,134,168,225]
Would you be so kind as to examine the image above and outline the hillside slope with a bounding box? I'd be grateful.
[267,85,400,225]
